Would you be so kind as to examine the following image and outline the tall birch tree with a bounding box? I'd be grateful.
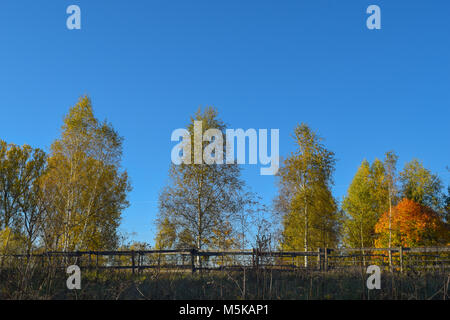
[40,96,131,251]
[275,123,339,267]
[157,107,251,260]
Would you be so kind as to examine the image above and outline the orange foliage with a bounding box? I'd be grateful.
[375,198,449,247]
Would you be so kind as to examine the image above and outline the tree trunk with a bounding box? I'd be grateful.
[360,220,366,267]
[388,190,393,271]
[304,200,308,268]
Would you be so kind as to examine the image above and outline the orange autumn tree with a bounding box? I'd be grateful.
[375,198,448,248]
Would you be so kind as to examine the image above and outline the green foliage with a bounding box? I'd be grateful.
[343,152,450,249]
[342,159,389,248]
[276,123,340,252]
[399,159,444,211]
[157,107,251,251]
[154,217,176,250]
[0,227,22,254]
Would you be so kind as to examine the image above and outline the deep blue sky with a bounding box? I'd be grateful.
[1,1,449,244]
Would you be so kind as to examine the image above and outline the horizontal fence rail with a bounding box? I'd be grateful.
[1,247,449,274]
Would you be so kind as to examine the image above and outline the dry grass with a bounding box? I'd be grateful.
[0,265,448,300]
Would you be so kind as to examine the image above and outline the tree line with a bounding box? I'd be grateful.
[0,96,130,255]
[1,97,448,257]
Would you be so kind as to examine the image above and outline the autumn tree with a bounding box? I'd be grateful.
[209,220,236,250]
[154,217,176,250]
[40,96,131,251]
[157,107,252,259]
[375,198,449,247]
[399,159,444,212]
[343,160,378,250]
[444,167,450,223]
[16,149,47,254]
[0,141,46,254]
[445,186,450,223]
[382,151,399,269]
[275,123,339,267]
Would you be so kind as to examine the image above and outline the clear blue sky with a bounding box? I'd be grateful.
[1,1,449,244]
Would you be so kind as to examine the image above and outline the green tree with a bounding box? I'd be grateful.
[275,123,339,267]
[399,159,443,211]
[40,96,131,251]
[154,217,176,250]
[343,160,378,249]
[342,158,391,264]
[157,107,252,259]
[370,158,390,213]
[383,151,398,269]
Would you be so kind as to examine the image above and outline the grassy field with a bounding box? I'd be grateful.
[0,267,448,300]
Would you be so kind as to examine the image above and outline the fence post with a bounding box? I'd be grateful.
[191,248,196,274]
[389,248,393,273]
[75,250,80,267]
[138,251,142,274]
[324,248,329,272]
[131,251,135,275]
[399,247,404,273]
[317,248,322,271]
[256,249,260,270]
[252,248,255,268]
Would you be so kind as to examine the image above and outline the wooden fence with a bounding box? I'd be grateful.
[1,246,449,274]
